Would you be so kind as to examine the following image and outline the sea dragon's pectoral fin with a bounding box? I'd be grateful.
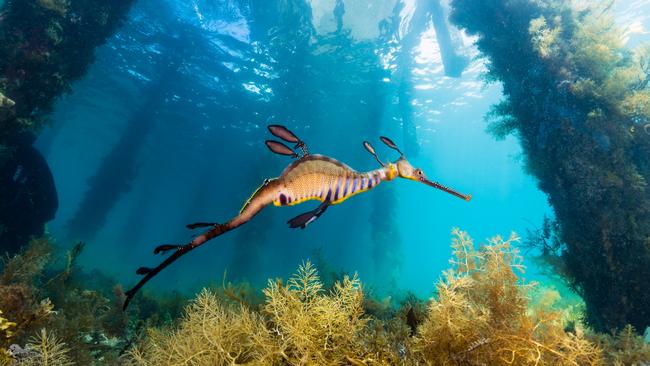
[287,200,330,229]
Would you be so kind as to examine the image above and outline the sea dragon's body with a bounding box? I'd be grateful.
[264,155,393,207]
[123,125,470,309]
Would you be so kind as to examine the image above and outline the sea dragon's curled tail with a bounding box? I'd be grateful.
[123,179,277,310]
[123,224,228,310]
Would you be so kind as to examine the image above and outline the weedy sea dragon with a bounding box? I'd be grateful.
[123,125,471,309]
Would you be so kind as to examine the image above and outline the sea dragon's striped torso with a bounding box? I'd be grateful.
[274,155,397,206]
[257,154,395,208]
[235,155,397,229]
[123,125,470,309]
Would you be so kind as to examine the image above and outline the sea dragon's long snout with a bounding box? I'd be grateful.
[419,178,472,201]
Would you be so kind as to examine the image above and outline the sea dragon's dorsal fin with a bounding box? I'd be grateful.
[268,124,309,156]
[363,141,385,167]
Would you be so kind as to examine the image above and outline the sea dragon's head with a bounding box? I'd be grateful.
[364,136,472,202]
[394,157,421,180]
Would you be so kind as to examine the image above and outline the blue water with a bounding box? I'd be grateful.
[35,0,649,299]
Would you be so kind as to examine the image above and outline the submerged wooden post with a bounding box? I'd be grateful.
[430,0,468,78]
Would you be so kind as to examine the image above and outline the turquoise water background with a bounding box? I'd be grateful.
[35,0,650,299]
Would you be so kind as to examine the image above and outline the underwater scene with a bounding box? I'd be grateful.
[1,0,650,364]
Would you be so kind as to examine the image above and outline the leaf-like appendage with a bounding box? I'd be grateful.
[287,260,322,301]
[22,328,73,366]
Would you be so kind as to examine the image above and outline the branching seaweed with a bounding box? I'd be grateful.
[0,237,143,365]
[590,325,650,365]
[127,289,267,365]
[20,328,74,366]
[126,261,400,365]
[124,231,650,365]
[413,229,602,365]
[1,236,52,286]
[3,233,643,365]
[262,261,368,364]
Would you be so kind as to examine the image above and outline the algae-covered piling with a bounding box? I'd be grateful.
[450,0,650,333]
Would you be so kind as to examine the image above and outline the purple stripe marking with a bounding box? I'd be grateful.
[334,177,341,200]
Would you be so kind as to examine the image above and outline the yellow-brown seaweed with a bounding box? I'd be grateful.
[124,230,650,365]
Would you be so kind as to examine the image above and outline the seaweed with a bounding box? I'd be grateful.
[450,0,650,332]
[1,236,52,285]
[0,311,16,339]
[216,270,264,309]
[413,229,602,365]
[0,237,56,344]
[261,261,371,364]
[127,289,268,365]
[592,325,650,365]
[19,328,74,366]
[0,236,176,365]
[2,233,646,364]
[124,230,650,365]
[125,261,404,365]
